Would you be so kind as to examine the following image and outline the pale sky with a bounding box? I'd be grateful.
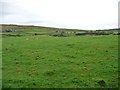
[0,0,119,30]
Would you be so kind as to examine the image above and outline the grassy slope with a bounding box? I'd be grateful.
[2,35,118,88]
[1,24,88,37]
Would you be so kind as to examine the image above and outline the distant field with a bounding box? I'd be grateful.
[2,34,118,88]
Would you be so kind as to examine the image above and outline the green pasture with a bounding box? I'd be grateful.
[2,35,118,88]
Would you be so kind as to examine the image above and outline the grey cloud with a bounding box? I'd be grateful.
[0,1,12,16]
[0,0,22,17]
[0,1,13,23]
[0,0,42,19]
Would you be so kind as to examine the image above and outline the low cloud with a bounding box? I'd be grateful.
[0,0,17,16]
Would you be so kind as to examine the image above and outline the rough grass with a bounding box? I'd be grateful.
[2,35,118,88]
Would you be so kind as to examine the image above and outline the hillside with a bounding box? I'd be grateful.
[0,24,87,31]
[0,24,119,37]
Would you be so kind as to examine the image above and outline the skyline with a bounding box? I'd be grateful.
[0,0,119,30]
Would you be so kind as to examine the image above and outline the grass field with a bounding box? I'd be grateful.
[2,34,118,88]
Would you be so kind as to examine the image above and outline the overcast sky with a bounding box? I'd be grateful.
[0,0,119,30]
